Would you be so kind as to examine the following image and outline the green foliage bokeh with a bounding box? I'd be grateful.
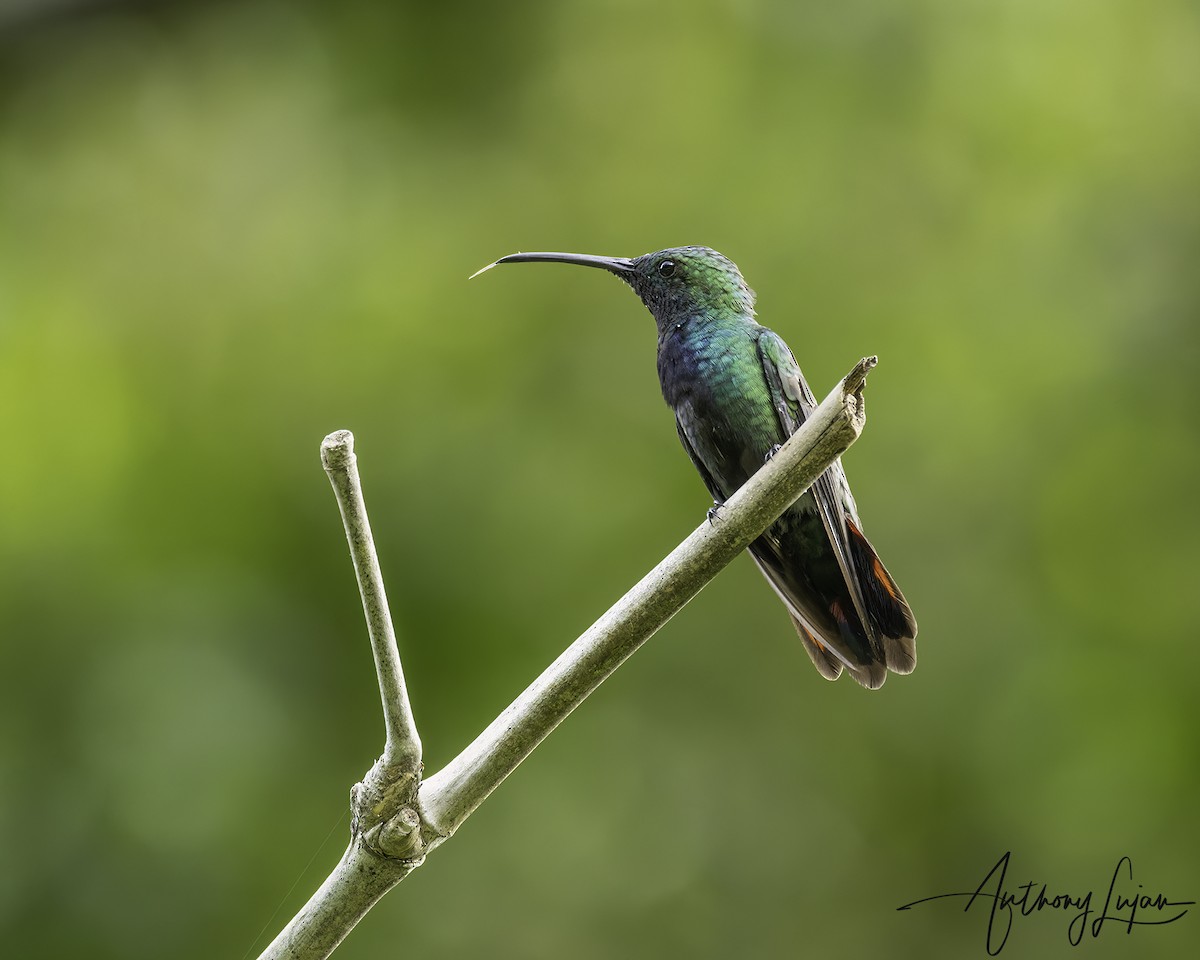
[1,1,1197,957]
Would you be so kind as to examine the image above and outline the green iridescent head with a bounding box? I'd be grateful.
[473,245,756,328]
[624,246,756,324]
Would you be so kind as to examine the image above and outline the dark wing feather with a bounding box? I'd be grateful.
[754,328,914,687]
[674,418,724,505]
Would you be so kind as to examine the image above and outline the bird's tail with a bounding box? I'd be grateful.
[845,518,917,675]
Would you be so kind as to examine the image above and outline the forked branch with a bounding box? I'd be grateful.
[256,357,878,960]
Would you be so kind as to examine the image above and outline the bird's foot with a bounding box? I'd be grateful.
[764,444,782,462]
[706,500,725,526]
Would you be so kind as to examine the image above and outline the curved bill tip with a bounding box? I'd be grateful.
[468,261,499,280]
[469,251,635,280]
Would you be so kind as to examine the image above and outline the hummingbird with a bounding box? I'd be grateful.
[472,246,916,688]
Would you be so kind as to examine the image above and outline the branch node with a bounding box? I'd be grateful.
[361,806,426,861]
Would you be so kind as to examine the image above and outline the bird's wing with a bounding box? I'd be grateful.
[674,418,725,505]
[756,328,916,678]
[755,330,874,615]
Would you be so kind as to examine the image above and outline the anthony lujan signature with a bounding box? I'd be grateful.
[897,851,1193,956]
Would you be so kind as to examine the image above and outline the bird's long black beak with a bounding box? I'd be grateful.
[470,251,636,280]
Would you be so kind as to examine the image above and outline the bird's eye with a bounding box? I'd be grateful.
[658,259,676,278]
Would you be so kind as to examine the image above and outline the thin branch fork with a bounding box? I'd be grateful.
[256,357,878,960]
[320,434,421,775]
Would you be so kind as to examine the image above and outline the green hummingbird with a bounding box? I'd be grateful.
[473,246,916,688]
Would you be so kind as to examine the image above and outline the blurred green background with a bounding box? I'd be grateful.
[1,0,1197,957]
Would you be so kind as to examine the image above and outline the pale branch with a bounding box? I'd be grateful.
[256,358,877,960]
[320,431,421,774]
[418,356,876,838]
[256,843,417,960]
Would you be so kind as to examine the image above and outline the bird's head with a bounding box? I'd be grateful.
[472,245,756,329]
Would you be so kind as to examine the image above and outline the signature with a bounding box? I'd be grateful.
[897,851,1193,956]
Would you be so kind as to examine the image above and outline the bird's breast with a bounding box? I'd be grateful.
[657,324,784,493]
